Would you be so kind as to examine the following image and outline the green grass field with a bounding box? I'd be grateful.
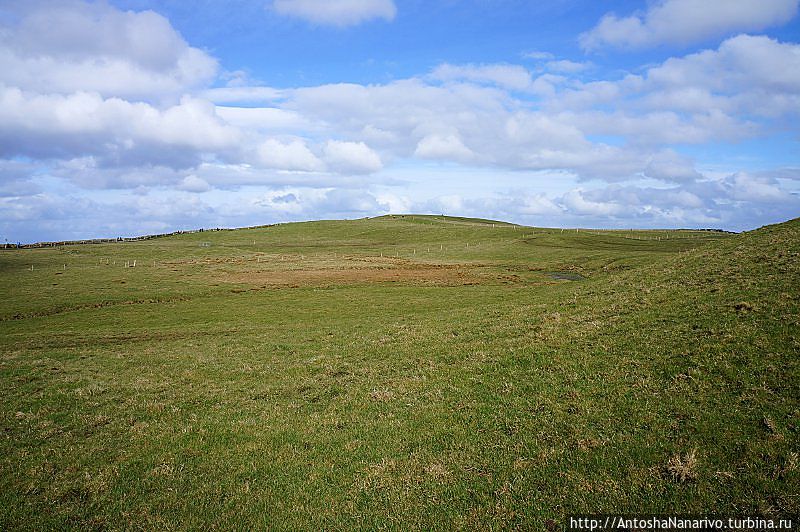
[1,214,798,529]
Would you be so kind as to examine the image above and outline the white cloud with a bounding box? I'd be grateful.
[756,167,800,181]
[177,175,211,193]
[57,159,185,190]
[513,194,564,216]
[414,134,474,162]
[530,74,569,98]
[323,140,383,174]
[0,190,220,242]
[272,0,396,27]
[216,106,311,132]
[643,150,703,183]
[475,193,564,218]
[544,60,591,74]
[560,109,757,146]
[0,1,217,100]
[0,88,240,166]
[725,172,797,202]
[286,79,516,166]
[281,55,777,181]
[251,187,389,218]
[374,192,411,213]
[430,63,533,91]
[5,27,795,193]
[192,161,391,190]
[581,0,799,51]
[0,159,41,198]
[538,35,800,150]
[504,112,587,150]
[643,35,800,117]
[257,138,324,172]
[523,51,555,60]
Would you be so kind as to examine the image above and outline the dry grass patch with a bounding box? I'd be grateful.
[369,388,394,402]
[667,448,699,482]
[217,262,480,287]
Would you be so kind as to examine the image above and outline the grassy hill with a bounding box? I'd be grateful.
[0,215,797,529]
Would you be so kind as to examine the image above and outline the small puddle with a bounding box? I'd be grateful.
[548,271,585,281]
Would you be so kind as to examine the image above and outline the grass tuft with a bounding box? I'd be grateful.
[667,449,700,482]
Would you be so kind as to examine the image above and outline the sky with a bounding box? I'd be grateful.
[1,0,799,243]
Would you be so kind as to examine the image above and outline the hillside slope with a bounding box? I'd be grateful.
[0,217,797,529]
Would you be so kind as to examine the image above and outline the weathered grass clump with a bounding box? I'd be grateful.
[667,449,699,482]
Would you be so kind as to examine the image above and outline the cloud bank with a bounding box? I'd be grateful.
[0,0,798,242]
[581,0,799,50]
[0,1,217,100]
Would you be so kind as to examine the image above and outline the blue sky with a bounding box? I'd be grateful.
[1,0,799,242]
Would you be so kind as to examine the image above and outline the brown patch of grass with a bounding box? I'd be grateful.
[424,462,451,482]
[576,437,602,451]
[369,388,394,402]
[667,449,699,482]
[217,262,480,287]
[354,455,454,493]
[785,452,799,474]
[763,416,783,439]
